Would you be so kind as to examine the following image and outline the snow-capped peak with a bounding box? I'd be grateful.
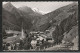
[39,11,49,15]
[32,8,39,12]
[32,8,48,15]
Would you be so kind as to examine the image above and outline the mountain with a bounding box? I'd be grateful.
[18,6,43,26]
[3,2,15,12]
[3,2,22,27]
[18,6,44,31]
[2,8,20,31]
[19,6,34,14]
[32,8,46,15]
[2,2,33,32]
[3,2,21,19]
[18,6,42,16]
[2,2,44,33]
[51,3,78,44]
[44,2,78,26]
[34,2,78,31]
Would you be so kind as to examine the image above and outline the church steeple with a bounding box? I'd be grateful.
[20,20,25,40]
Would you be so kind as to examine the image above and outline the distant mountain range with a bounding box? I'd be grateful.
[2,2,78,43]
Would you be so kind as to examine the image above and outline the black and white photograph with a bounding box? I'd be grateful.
[2,1,78,51]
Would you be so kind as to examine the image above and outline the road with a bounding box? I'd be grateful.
[45,44,71,50]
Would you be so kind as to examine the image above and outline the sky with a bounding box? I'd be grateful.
[3,1,78,14]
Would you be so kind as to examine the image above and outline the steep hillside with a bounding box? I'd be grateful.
[3,2,21,19]
[2,2,44,33]
[2,8,21,31]
[19,6,34,14]
[2,2,33,31]
[18,6,45,31]
[34,2,78,32]
[52,6,78,44]
[18,6,43,26]
[63,25,78,42]
[19,6,42,16]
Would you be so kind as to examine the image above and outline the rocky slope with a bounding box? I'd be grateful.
[63,25,78,42]
[52,3,78,43]
[2,8,21,31]
[35,2,78,32]
[2,2,43,33]
[18,6,43,30]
